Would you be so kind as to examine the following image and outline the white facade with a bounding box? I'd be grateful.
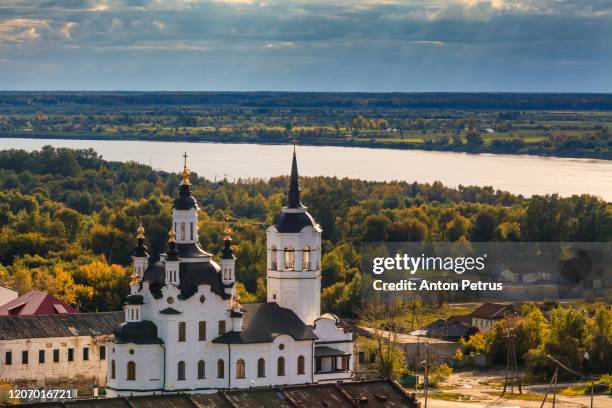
[266,209,322,326]
[107,152,354,397]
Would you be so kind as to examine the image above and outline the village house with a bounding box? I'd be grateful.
[0,312,123,391]
[0,291,78,316]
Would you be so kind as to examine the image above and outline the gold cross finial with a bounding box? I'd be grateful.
[180,152,191,186]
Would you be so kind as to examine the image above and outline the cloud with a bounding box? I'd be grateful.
[0,0,610,91]
[0,18,48,44]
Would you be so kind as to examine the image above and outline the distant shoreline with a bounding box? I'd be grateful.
[1,132,610,161]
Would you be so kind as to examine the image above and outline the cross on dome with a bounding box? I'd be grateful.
[180,152,191,186]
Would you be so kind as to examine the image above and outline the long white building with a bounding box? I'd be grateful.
[106,150,353,397]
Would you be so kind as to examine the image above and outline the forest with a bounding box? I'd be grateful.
[0,92,610,159]
[0,147,609,316]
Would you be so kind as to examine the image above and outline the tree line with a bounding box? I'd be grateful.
[0,147,609,313]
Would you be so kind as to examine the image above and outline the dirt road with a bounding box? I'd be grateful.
[417,370,612,408]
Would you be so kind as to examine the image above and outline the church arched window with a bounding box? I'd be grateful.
[284,247,294,270]
[297,355,305,375]
[177,361,186,380]
[110,359,116,379]
[126,361,136,381]
[217,359,225,378]
[277,357,285,376]
[271,246,278,270]
[197,360,205,379]
[180,222,186,241]
[257,358,265,377]
[302,246,311,270]
[236,359,246,379]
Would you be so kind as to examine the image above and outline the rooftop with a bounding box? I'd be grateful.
[213,302,318,344]
[19,379,419,408]
[0,290,78,316]
[0,311,124,340]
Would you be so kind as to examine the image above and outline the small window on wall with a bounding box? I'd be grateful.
[68,348,74,362]
[236,359,246,379]
[39,350,45,364]
[198,360,205,379]
[270,246,278,270]
[83,347,89,361]
[257,358,265,377]
[218,320,226,335]
[190,223,194,240]
[99,346,106,360]
[180,222,186,241]
[277,357,285,376]
[22,351,28,365]
[5,351,12,365]
[127,361,136,380]
[111,360,116,379]
[302,246,311,270]
[297,355,305,375]
[198,321,206,341]
[178,321,186,342]
[177,361,186,381]
[53,349,59,363]
[284,247,295,270]
[217,359,225,378]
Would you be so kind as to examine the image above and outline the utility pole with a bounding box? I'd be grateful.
[502,328,522,395]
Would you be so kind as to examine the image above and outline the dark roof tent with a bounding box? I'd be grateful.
[213,302,317,344]
[113,320,163,345]
[142,257,230,300]
[272,211,318,233]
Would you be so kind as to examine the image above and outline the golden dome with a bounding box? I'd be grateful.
[180,166,191,186]
[168,227,177,243]
[136,223,145,239]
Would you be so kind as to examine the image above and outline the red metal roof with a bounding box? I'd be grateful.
[0,290,78,316]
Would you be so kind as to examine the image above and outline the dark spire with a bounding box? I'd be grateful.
[287,150,303,209]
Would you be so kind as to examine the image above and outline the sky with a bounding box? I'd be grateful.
[0,0,611,92]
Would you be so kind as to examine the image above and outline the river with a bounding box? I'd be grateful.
[1,138,610,200]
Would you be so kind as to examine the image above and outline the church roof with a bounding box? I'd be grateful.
[177,242,212,258]
[142,258,230,300]
[0,311,123,340]
[287,151,303,209]
[213,302,317,344]
[113,320,163,345]
[0,290,78,316]
[272,210,319,233]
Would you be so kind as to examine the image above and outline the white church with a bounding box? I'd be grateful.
[106,150,354,396]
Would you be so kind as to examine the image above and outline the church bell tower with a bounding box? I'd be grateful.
[266,147,322,325]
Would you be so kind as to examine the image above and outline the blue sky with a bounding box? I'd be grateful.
[0,0,611,92]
